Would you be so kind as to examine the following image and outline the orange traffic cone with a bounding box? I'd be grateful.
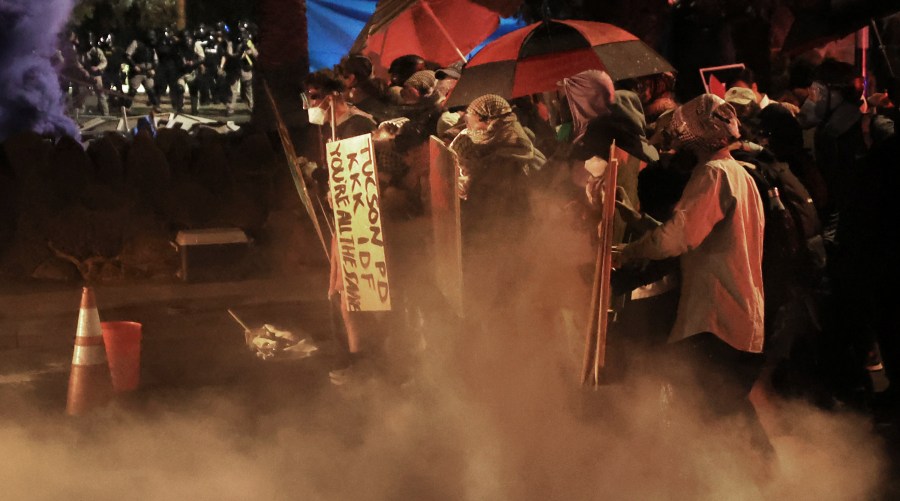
[66,287,112,416]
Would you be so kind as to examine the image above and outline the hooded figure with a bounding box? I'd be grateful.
[805,59,866,230]
[563,71,659,247]
[559,69,616,143]
[561,69,658,173]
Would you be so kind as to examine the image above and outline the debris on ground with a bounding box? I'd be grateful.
[228,309,318,361]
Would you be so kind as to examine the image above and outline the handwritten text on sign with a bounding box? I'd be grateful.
[328,134,391,311]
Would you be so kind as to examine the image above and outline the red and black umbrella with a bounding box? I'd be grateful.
[446,19,674,108]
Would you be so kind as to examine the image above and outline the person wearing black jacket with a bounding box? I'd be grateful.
[124,30,161,112]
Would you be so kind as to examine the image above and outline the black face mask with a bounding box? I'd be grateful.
[666,148,699,174]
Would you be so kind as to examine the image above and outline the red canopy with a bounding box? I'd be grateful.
[352,0,522,72]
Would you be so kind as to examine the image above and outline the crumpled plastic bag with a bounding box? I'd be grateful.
[245,324,318,361]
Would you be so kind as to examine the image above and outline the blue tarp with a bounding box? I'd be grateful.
[467,15,527,59]
[307,0,526,72]
[307,0,377,72]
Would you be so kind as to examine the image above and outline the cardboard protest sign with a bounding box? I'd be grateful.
[327,133,392,312]
[699,63,746,98]
[428,136,463,315]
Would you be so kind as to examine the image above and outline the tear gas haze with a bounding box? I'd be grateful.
[0,183,888,499]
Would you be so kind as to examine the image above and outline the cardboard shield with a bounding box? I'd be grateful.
[428,136,464,316]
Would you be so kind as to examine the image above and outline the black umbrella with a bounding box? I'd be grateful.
[782,0,900,55]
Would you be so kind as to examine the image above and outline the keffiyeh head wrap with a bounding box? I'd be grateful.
[467,94,513,121]
[466,94,516,144]
[670,94,740,154]
[403,70,437,97]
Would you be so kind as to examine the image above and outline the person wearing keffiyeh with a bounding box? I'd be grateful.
[449,94,547,314]
[452,94,546,199]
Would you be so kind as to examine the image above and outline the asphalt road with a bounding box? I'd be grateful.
[0,296,336,407]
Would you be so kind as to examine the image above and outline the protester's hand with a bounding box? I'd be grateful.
[584,175,604,208]
[806,83,820,103]
[614,186,642,225]
[611,244,625,269]
[457,165,471,200]
[738,140,763,153]
[377,117,409,139]
[868,92,893,110]
[780,102,800,116]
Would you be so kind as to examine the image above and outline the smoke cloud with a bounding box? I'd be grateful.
[0,171,889,499]
[0,0,79,142]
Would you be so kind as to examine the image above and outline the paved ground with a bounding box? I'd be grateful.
[0,267,332,384]
[72,90,254,138]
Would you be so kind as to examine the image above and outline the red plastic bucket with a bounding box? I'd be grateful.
[101,321,142,392]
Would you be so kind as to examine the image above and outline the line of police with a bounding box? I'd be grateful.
[59,21,258,118]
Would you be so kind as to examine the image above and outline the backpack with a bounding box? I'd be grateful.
[735,149,827,286]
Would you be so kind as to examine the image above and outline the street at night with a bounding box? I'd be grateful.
[3,0,900,498]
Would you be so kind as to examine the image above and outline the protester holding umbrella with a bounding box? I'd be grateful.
[337,54,392,123]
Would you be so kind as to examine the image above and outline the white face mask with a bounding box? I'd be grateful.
[307,106,326,125]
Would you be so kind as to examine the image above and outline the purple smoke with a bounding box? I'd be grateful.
[0,0,80,142]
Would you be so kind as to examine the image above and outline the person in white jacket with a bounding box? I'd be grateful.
[614,93,772,460]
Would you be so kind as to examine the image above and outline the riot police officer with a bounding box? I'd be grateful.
[225,26,257,115]
[154,27,182,112]
[81,32,109,116]
[99,33,127,110]
[176,30,204,115]
[124,29,161,112]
